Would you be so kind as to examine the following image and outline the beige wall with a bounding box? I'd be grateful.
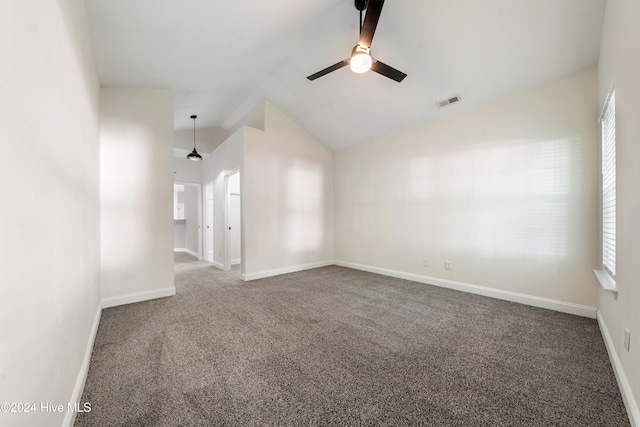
[100,88,175,305]
[597,0,640,422]
[0,1,101,426]
[242,101,334,279]
[335,68,600,307]
[173,157,203,184]
[174,127,228,154]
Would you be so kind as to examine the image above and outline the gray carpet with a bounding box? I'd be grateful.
[75,253,630,426]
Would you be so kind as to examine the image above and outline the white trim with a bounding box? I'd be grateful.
[598,83,616,123]
[231,258,241,265]
[594,269,617,293]
[597,311,640,426]
[242,260,334,281]
[174,248,200,258]
[63,304,101,427]
[197,183,203,259]
[212,261,225,270]
[102,287,176,309]
[335,261,597,319]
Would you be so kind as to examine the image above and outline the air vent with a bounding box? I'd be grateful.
[436,95,461,109]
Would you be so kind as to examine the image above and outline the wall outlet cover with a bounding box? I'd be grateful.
[624,328,631,351]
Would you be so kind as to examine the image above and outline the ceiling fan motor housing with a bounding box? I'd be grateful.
[355,0,368,12]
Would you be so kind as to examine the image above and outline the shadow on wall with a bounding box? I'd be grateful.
[282,159,325,253]
[354,136,583,260]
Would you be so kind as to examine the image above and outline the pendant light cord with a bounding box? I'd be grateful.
[193,116,196,150]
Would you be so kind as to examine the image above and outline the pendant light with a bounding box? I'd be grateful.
[187,115,202,161]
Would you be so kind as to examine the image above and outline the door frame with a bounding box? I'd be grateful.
[203,180,214,263]
[223,168,241,272]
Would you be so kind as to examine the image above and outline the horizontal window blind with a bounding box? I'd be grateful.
[601,90,616,277]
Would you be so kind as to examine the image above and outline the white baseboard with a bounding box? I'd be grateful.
[231,258,241,265]
[212,261,225,270]
[102,287,176,309]
[597,311,640,426]
[242,260,334,281]
[335,261,597,319]
[174,248,200,259]
[63,303,101,427]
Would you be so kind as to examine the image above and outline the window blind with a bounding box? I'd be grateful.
[601,90,616,277]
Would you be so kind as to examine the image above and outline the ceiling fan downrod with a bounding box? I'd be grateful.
[355,0,368,34]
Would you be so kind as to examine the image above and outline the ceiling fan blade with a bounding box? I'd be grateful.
[358,0,385,48]
[371,60,407,82]
[307,60,349,81]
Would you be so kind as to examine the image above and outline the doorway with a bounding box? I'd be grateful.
[173,182,202,259]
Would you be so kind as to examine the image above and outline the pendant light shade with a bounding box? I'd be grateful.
[187,115,202,161]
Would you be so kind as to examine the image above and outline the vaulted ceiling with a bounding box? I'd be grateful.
[85,0,605,151]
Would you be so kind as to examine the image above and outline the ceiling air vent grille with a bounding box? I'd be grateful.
[436,95,461,109]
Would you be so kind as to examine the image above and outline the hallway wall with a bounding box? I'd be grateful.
[0,1,101,426]
[100,88,176,306]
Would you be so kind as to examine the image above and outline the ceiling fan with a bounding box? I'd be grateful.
[307,0,407,82]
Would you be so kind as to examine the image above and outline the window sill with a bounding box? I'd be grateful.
[594,269,617,293]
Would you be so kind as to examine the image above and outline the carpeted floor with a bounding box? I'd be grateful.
[75,253,630,426]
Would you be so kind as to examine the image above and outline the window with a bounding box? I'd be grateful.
[595,88,616,291]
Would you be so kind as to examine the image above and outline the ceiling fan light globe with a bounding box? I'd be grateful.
[350,52,372,73]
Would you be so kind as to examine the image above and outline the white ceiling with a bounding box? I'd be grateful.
[85,0,605,151]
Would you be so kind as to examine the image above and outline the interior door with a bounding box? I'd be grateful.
[229,192,241,265]
[205,182,214,262]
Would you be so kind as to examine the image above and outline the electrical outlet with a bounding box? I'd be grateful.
[423,258,429,267]
[445,261,452,270]
[624,328,631,351]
